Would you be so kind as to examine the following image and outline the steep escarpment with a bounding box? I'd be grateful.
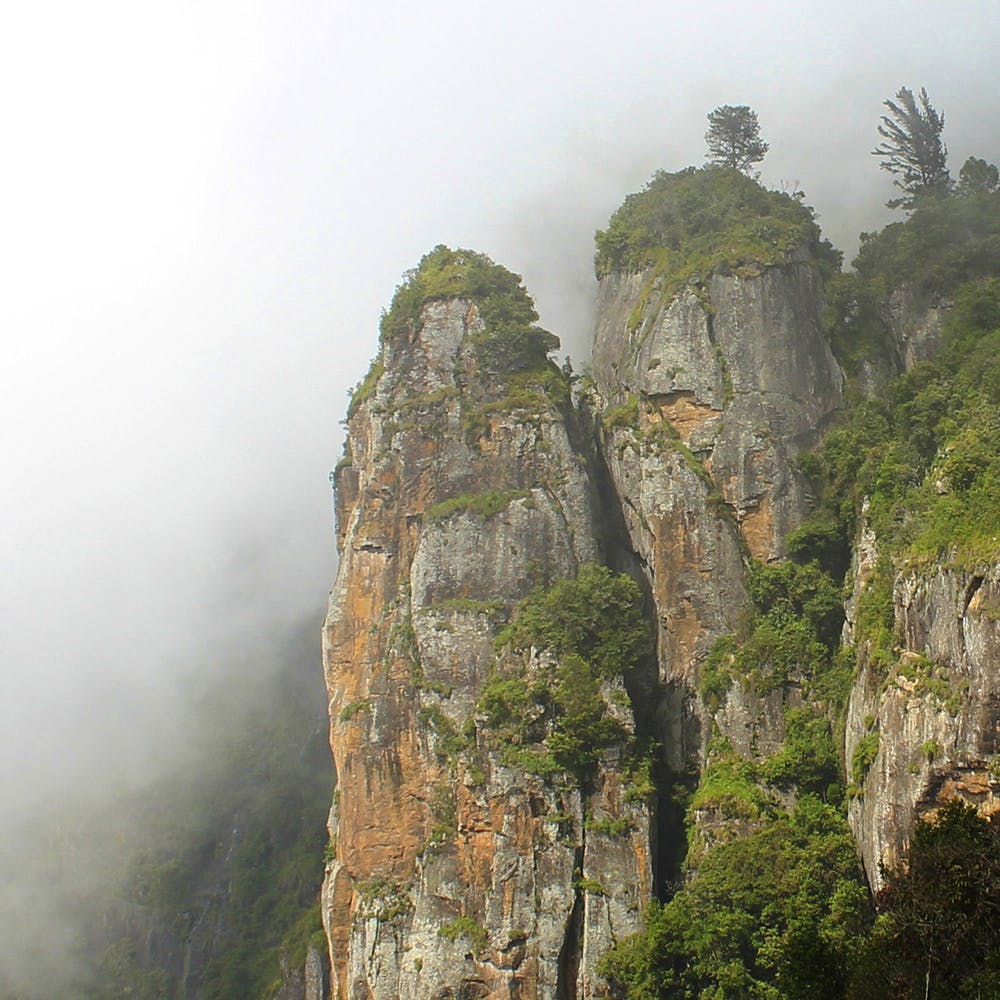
[590,167,844,771]
[323,247,654,999]
[324,168,1000,999]
[826,226,1000,887]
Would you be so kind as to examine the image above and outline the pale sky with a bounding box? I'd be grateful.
[2,0,999,942]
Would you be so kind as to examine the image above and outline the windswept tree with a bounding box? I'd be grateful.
[705,104,768,174]
[873,86,950,208]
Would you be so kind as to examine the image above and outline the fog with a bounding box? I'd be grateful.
[3,0,999,989]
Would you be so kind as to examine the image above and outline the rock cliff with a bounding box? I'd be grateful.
[323,250,653,999]
[591,253,843,769]
[324,231,847,995]
[837,276,1000,890]
[323,171,1000,997]
[844,524,1000,890]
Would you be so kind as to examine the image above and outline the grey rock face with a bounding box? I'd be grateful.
[845,538,1000,890]
[304,942,327,1000]
[599,423,748,768]
[323,297,650,999]
[849,284,951,397]
[594,260,842,564]
[885,284,950,371]
[591,255,842,769]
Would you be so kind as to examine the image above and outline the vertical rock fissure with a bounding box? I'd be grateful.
[586,411,667,901]
[556,844,585,1000]
[701,306,734,406]
[964,574,985,615]
[587,484,688,901]
[654,772,688,899]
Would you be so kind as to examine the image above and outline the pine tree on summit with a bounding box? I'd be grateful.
[705,104,769,174]
[873,86,950,208]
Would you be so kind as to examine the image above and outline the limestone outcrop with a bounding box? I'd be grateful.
[322,170,1000,996]
[323,239,847,996]
[845,546,1000,890]
[591,254,843,768]
[323,287,651,999]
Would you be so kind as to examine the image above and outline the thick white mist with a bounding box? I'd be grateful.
[2,0,999,990]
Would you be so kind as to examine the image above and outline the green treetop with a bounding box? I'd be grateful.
[704,104,769,174]
[873,86,950,209]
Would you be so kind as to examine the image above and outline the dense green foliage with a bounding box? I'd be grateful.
[810,176,1000,575]
[497,564,651,680]
[816,278,1000,567]
[594,166,840,285]
[850,802,1000,998]
[480,565,652,780]
[688,736,770,821]
[601,797,871,999]
[822,176,1000,374]
[959,155,1000,196]
[761,708,841,798]
[700,548,847,714]
[605,789,1000,1000]
[854,185,1000,296]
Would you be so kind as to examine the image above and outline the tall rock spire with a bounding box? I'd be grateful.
[323,247,653,998]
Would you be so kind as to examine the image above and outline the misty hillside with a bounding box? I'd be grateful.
[5,67,1000,1000]
[0,618,331,1000]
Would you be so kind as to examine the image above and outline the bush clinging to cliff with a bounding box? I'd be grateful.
[478,565,652,780]
[497,563,651,680]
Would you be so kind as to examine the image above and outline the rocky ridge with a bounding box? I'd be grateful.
[323,174,1000,997]
[324,278,652,998]
[591,254,843,770]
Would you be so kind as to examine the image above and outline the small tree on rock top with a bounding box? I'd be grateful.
[872,86,950,209]
[705,105,769,174]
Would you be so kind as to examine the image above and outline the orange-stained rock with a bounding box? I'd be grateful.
[591,251,843,771]
[322,293,651,999]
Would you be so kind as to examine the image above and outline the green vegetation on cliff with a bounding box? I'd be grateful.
[605,783,1000,1000]
[594,166,840,285]
[496,564,651,680]
[478,565,653,780]
[379,244,558,369]
[601,796,870,999]
[813,277,1000,567]
[824,177,1000,374]
[424,488,533,522]
[699,548,847,715]
[347,245,568,431]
